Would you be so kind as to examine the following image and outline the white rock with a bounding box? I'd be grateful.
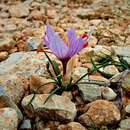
[9,3,29,18]
[0,107,18,130]
[101,87,117,100]
[22,94,77,122]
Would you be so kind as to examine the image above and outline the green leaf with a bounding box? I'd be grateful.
[98,70,114,78]
[91,58,98,73]
[66,77,73,91]
[51,60,61,76]
[98,56,111,65]
[46,61,54,78]
[44,51,59,76]
[118,56,130,69]
[44,51,63,86]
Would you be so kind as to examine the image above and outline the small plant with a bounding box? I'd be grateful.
[44,24,90,75]
[28,25,130,105]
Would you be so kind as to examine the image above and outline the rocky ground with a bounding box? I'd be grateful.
[0,0,130,130]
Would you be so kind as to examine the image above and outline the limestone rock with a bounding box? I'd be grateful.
[0,86,23,122]
[112,46,130,58]
[101,87,117,100]
[122,70,130,93]
[30,75,55,94]
[4,23,17,32]
[58,122,86,130]
[103,65,119,76]
[125,36,130,46]
[79,100,121,127]
[119,119,130,129]
[62,91,73,100]
[89,75,109,84]
[0,74,28,105]
[79,47,94,63]
[0,51,8,61]
[0,52,53,103]
[71,67,88,82]
[93,45,112,61]
[125,104,130,114]
[29,10,44,21]
[9,3,29,18]
[22,94,77,122]
[0,37,15,51]
[78,84,102,101]
[0,11,9,18]
[110,70,129,83]
[26,37,42,51]
[35,119,59,130]
[20,119,32,130]
[112,46,130,64]
[0,107,18,130]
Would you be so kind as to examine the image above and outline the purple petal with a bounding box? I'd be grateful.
[44,24,69,59]
[49,33,69,59]
[67,37,84,58]
[46,24,55,43]
[44,24,55,48]
[67,28,77,45]
[44,35,50,48]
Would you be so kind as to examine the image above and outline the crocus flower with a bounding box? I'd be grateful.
[44,24,89,75]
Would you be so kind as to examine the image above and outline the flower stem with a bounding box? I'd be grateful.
[61,59,69,76]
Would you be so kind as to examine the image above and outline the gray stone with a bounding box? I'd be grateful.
[125,36,130,46]
[0,86,23,122]
[0,51,8,61]
[0,107,18,130]
[110,70,130,83]
[58,122,86,130]
[0,52,48,76]
[122,70,130,93]
[103,65,119,76]
[71,67,88,82]
[101,87,117,100]
[119,119,130,129]
[4,23,17,32]
[22,94,77,122]
[20,119,31,129]
[116,128,126,130]
[112,46,130,57]
[0,74,27,105]
[125,104,130,114]
[9,3,29,18]
[0,37,15,51]
[27,37,42,51]
[0,11,9,18]
[0,52,54,104]
[112,46,130,64]
[78,84,101,101]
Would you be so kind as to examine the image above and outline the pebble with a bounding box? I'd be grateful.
[20,119,32,130]
[0,51,8,61]
[78,84,102,102]
[125,104,130,114]
[101,87,117,100]
[119,119,130,129]
[22,94,77,121]
[0,107,18,130]
[79,100,121,127]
